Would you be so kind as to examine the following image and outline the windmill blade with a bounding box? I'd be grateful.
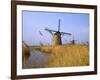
[45,28,53,35]
[60,32,72,35]
[45,28,57,35]
[58,19,61,32]
[47,31,53,35]
[45,28,57,32]
[39,31,43,36]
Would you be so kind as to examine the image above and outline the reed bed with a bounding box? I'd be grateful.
[40,44,89,67]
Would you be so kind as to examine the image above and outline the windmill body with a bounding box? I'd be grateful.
[45,19,72,45]
[53,32,62,45]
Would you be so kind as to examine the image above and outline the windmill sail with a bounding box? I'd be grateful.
[39,31,43,36]
[45,28,56,35]
[45,28,57,32]
[58,19,61,32]
[60,32,72,35]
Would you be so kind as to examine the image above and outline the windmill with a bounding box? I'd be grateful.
[70,35,77,44]
[45,19,72,45]
[70,39,77,44]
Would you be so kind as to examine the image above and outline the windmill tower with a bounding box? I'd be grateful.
[53,20,62,45]
[45,19,72,45]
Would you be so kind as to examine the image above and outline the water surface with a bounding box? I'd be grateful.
[23,50,49,68]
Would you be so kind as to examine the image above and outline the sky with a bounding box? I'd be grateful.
[22,10,89,46]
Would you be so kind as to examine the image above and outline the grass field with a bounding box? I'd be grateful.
[39,44,89,67]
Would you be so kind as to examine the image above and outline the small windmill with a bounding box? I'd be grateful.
[45,19,72,45]
[70,35,77,44]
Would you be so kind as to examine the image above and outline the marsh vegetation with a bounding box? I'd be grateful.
[23,44,89,68]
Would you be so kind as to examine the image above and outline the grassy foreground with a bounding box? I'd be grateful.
[40,44,89,67]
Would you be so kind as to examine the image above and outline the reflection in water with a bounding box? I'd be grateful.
[23,50,49,68]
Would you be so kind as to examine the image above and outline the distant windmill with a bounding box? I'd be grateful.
[45,19,72,45]
[70,40,77,44]
[70,35,77,44]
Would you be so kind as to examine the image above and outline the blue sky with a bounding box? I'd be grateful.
[22,10,89,46]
